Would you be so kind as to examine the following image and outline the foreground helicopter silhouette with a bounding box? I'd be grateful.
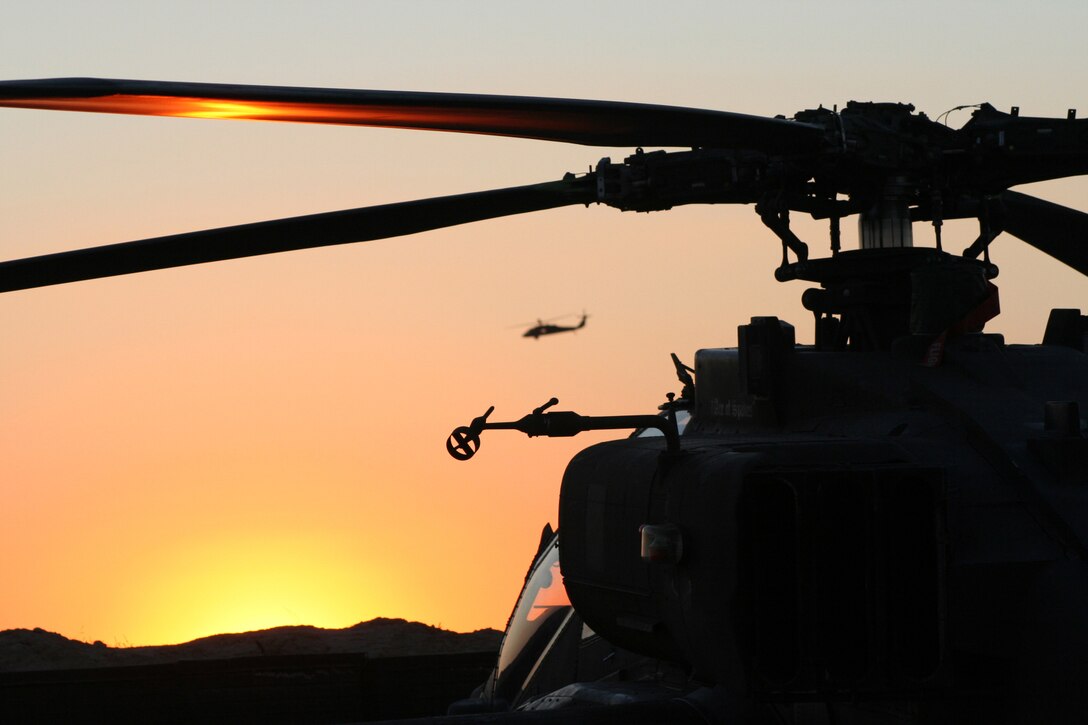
[522,313,588,339]
[2,78,1087,724]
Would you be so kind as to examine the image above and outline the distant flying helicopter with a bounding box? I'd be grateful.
[522,313,588,339]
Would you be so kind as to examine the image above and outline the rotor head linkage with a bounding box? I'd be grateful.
[446,398,681,461]
[757,202,809,266]
[963,195,1006,263]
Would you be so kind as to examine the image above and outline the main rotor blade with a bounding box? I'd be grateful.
[0,177,596,293]
[0,77,823,152]
[999,191,1088,277]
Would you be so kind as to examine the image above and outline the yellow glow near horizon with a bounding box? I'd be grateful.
[129,541,368,644]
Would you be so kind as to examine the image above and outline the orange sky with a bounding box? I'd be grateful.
[3,2,1088,646]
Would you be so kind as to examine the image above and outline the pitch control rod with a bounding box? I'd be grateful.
[446,397,680,461]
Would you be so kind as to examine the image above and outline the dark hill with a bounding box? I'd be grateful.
[0,617,502,672]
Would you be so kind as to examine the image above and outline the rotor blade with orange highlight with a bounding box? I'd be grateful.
[0,77,823,152]
[0,176,597,292]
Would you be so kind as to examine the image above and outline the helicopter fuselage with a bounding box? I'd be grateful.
[556,313,1088,723]
[523,315,588,339]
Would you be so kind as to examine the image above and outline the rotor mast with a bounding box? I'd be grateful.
[859,175,913,249]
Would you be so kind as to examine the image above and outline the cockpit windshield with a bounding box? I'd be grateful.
[492,534,571,700]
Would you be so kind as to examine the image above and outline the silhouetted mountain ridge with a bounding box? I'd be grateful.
[0,618,502,672]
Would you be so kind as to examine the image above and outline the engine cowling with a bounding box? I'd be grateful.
[559,436,946,693]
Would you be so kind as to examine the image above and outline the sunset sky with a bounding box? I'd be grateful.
[3,1,1087,646]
